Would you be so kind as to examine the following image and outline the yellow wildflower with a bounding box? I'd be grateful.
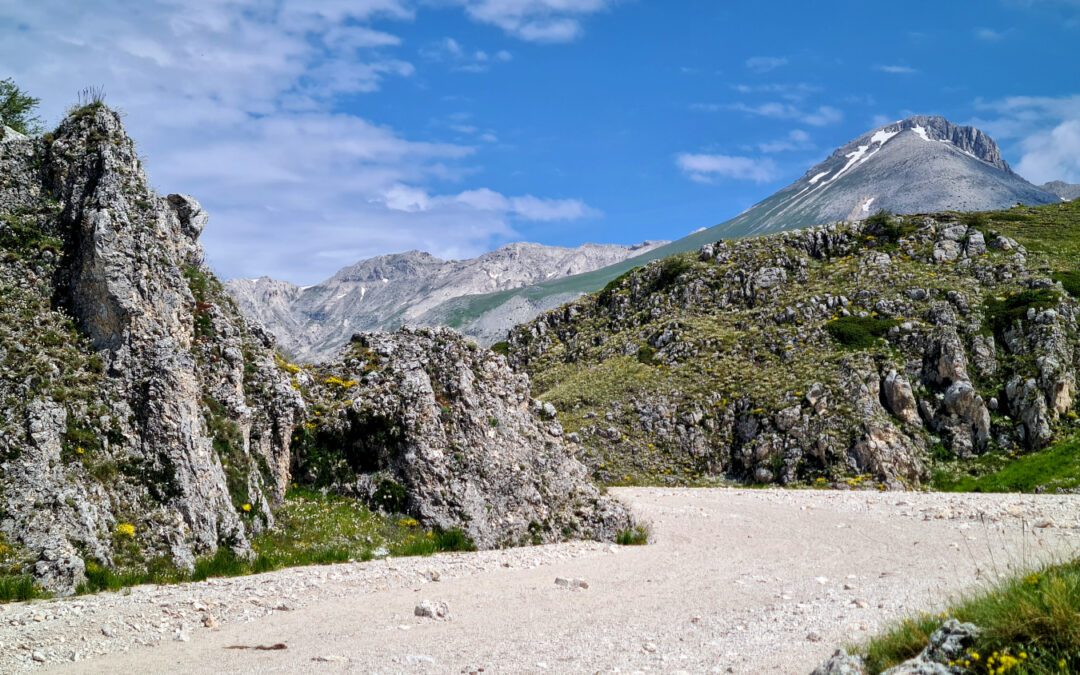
[116,523,135,537]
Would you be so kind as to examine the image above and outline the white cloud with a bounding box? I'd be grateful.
[712,102,842,126]
[421,37,512,72]
[731,82,822,101]
[745,56,788,73]
[875,64,919,74]
[676,153,779,183]
[447,0,618,43]
[0,0,601,283]
[1015,120,1080,183]
[802,105,843,126]
[975,27,1005,40]
[759,129,814,153]
[973,95,1080,183]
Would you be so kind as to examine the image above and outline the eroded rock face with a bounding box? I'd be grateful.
[0,106,303,594]
[293,327,634,548]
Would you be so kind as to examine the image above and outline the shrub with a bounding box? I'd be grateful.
[1052,271,1080,299]
[490,341,510,356]
[636,344,657,365]
[826,316,900,349]
[0,78,42,135]
[652,255,692,292]
[865,209,893,228]
[984,289,1059,336]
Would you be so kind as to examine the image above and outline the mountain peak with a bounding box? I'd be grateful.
[855,115,1008,171]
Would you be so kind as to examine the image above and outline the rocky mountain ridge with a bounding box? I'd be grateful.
[228,240,665,362]
[0,108,632,596]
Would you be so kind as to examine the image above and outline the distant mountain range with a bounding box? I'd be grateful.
[234,115,1065,355]
[227,241,665,362]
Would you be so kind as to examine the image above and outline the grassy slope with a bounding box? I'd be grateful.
[854,558,1080,674]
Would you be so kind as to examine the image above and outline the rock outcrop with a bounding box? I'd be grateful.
[0,104,306,594]
[506,206,1080,488]
[291,327,633,548]
[1,106,636,593]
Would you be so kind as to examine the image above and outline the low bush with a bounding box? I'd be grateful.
[984,289,1059,336]
[825,316,899,350]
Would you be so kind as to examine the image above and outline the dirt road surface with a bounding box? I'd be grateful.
[3,488,1078,674]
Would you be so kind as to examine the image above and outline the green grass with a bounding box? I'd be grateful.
[54,488,474,598]
[0,575,51,602]
[854,557,1080,674]
[616,525,650,546]
[932,436,1080,493]
[825,315,901,350]
[984,289,1060,337]
[1052,271,1080,299]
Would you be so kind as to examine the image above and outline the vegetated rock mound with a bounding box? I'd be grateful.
[227,240,666,361]
[291,327,633,548]
[506,203,1080,488]
[0,107,304,594]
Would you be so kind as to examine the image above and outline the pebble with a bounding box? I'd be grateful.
[414,601,451,620]
[554,577,589,589]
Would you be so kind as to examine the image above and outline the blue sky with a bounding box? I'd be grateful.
[3,0,1079,284]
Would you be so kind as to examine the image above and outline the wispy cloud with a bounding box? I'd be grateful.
[731,82,823,101]
[975,27,1005,40]
[676,153,779,183]
[745,56,788,73]
[758,129,814,153]
[446,0,619,43]
[802,105,843,126]
[421,37,512,72]
[702,102,842,127]
[875,64,919,74]
[973,94,1080,183]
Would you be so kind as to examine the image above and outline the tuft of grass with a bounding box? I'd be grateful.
[0,575,52,602]
[854,557,1080,674]
[616,525,650,546]
[932,436,1080,493]
[394,528,476,557]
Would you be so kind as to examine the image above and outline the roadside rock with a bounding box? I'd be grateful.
[295,327,636,548]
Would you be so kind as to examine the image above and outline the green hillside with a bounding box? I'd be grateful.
[505,200,1080,489]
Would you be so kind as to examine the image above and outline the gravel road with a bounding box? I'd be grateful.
[2,488,1078,674]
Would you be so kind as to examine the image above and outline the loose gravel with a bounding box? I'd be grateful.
[2,488,1078,674]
